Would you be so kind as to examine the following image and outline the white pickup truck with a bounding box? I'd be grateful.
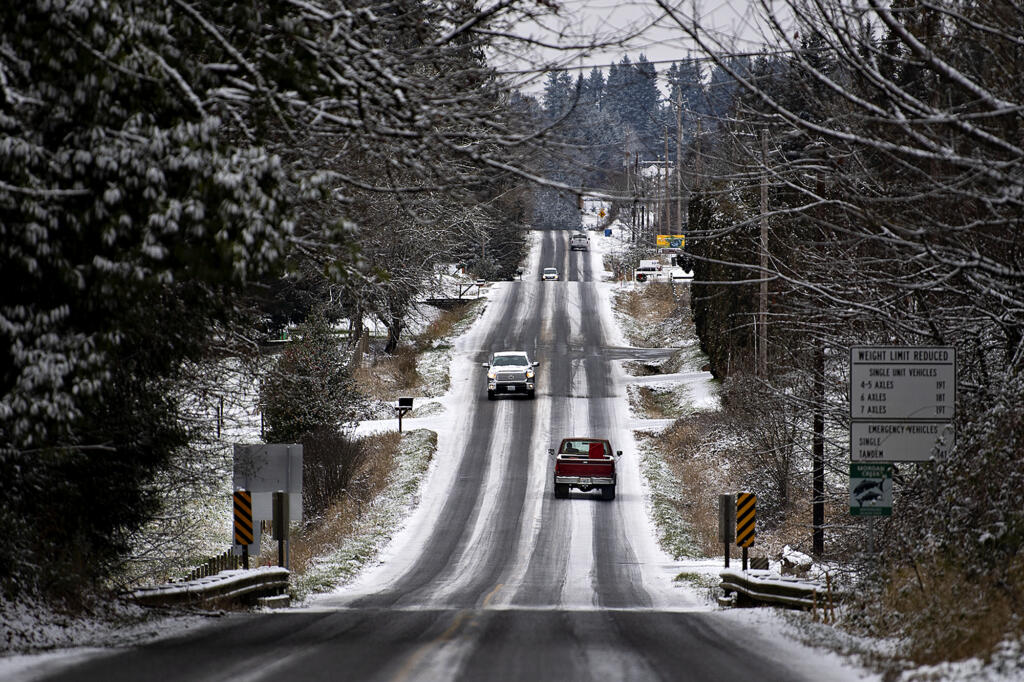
[570,233,590,251]
[482,351,539,399]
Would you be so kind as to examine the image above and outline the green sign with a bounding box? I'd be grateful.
[850,462,892,516]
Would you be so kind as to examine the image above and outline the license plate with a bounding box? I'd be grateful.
[505,386,515,391]
[579,478,591,485]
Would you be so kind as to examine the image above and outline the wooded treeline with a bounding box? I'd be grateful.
[0,0,541,601]
[671,0,1024,663]
[517,53,731,232]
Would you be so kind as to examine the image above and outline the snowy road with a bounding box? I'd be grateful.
[35,230,866,682]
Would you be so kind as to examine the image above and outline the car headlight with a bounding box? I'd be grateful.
[487,371,496,379]
[526,370,534,379]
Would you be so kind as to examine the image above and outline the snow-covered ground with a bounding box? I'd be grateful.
[4,217,1023,682]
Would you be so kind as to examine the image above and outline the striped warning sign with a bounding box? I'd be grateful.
[736,492,756,547]
[233,490,254,546]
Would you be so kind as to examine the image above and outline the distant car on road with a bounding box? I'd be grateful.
[570,233,590,251]
[482,351,539,400]
[542,267,559,281]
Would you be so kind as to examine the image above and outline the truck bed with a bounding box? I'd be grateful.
[554,454,614,479]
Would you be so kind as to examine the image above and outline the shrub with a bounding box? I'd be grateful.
[301,427,371,520]
[260,307,362,443]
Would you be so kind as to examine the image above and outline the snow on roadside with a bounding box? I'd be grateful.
[290,429,436,600]
[0,598,212,681]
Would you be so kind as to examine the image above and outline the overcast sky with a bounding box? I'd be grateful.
[499,0,778,91]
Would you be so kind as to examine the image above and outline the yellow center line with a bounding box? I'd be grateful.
[389,584,504,682]
[482,583,503,609]
[389,610,470,682]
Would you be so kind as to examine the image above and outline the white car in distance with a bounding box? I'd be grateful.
[542,267,559,281]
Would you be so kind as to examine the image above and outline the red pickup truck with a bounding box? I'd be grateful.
[549,438,622,500]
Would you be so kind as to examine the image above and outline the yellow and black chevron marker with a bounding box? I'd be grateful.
[233,490,253,546]
[736,492,756,547]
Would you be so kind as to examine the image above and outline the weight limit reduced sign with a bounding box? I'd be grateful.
[850,346,955,462]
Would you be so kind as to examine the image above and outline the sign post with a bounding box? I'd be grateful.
[718,494,735,567]
[395,397,413,432]
[272,491,290,569]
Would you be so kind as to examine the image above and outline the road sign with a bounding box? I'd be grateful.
[233,490,254,545]
[849,346,955,462]
[851,421,955,462]
[656,234,685,249]
[234,444,303,522]
[851,346,955,420]
[850,463,892,516]
[736,492,756,547]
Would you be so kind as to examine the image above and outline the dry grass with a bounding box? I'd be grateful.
[633,386,678,420]
[870,557,1024,666]
[656,418,729,556]
[614,283,686,347]
[618,283,678,322]
[269,432,401,574]
[660,416,841,560]
[622,360,663,376]
[418,303,473,347]
[351,345,421,400]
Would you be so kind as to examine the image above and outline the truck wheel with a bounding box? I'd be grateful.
[487,390,495,400]
[601,485,616,501]
[554,483,569,499]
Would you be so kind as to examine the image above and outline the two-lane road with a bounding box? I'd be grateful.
[38,230,863,682]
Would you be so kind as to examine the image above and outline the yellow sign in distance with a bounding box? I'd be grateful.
[598,209,605,218]
[656,234,685,249]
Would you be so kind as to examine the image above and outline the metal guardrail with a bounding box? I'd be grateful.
[131,567,289,609]
[719,569,841,611]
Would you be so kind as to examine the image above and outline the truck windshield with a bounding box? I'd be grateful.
[492,355,528,366]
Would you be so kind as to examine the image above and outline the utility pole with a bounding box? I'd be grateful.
[664,128,670,234]
[759,130,769,377]
[676,91,683,235]
[695,118,702,189]
[813,343,825,556]
[635,152,640,243]
[812,173,827,557]
[626,150,635,244]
